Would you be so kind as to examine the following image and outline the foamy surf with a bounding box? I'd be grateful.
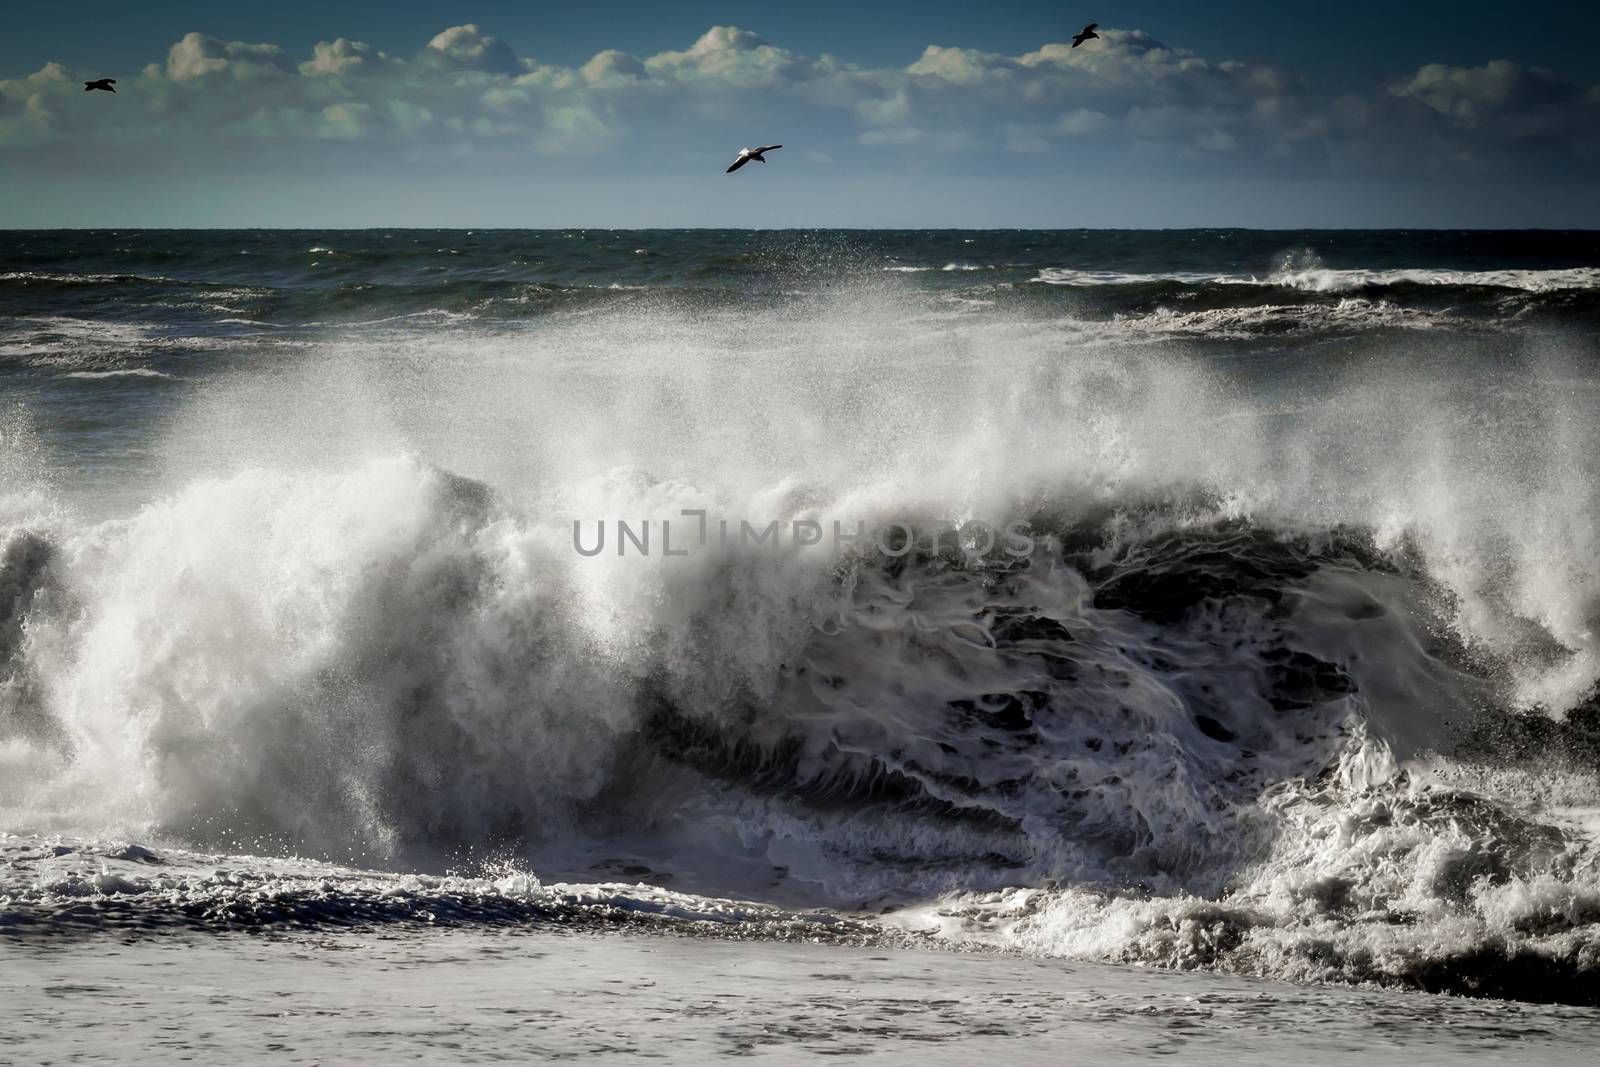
[1031,262,1600,293]
[4,228,1600,1021]
[16,918,1600,1064]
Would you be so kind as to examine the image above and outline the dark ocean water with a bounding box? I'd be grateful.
[5,229,1600,1005]
[6,229,1600,330]
[5,228,1598,504]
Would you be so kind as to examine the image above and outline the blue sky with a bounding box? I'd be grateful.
[2,1,1597,227]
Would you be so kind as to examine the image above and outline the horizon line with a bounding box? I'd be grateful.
[4,225,1598,234]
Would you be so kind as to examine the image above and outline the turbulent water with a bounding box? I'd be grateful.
[5,229,1600,1011]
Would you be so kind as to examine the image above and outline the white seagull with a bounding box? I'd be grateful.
[726,145,782,173]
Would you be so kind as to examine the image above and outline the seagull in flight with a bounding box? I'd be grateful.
[726,145,782,173]
[83,78,116,93]
[1071,23,1099,48]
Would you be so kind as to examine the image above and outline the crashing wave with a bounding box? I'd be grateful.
[4,269,1600,1005]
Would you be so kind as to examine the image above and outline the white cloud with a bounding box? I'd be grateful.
[1,22,1595,180]
[316,102,371,139]
[421,24,525,76]
[160,32,296,81]
[876,28,1308,160]
[0,62,67,145]
[0,60,68,94]
[302,38,401,77]
[644,26,838,83]
[905,45,1001,84]
[580,50,648,87]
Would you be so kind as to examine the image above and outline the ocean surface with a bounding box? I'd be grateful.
[5,229,1600,1058]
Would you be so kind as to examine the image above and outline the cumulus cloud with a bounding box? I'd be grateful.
[1389,59,1599,151]
[1395,61,1564,121]
[580,50,648,86]
[1,21,1595,180]
[157,32,297,81]
[0,61,68,145]
[420,24,524,76]
[644,26,840,83]
[879,29,1307,157]
[302,38,402,77]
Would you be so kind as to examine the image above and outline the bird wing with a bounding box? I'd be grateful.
[106,79,116,84]
[1083,24,1097,33]
[754,145,782,153]
[726,156,750,173]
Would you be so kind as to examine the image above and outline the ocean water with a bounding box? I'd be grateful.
[5,229,1600,1057]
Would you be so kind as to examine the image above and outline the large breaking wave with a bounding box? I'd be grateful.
[4,279,1600,1004]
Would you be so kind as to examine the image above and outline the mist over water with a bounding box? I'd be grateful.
[4,229,1600,1003]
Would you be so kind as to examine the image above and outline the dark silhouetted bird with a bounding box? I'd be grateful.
[84,79,116,93]
[726,145,782,173]
[1072,23,1099,48]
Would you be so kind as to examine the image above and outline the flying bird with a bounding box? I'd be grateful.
[726,145,782,173]
[83,79,116,93]
[1071,23,1099,48]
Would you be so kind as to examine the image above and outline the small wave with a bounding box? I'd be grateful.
[299,309,481,328]
[0,317,168,364]
[1032,268,1222,286]
[0,271,177,287]
[0,835,886,944]
[1260,266,1600,293]
[1032,266,1600,293]
[884,263,990,273]
[1119,299,1451,338]
[60,369,175,381]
